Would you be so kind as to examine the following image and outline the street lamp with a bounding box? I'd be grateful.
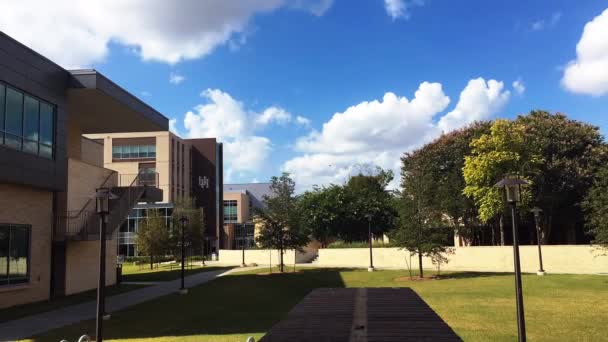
[364,213,374,272]
[178,216,189,294]
[94,187,117,342]
[495,176,528,342]
[530,207,546,276]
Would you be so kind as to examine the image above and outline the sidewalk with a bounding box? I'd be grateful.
[0,267,246,341]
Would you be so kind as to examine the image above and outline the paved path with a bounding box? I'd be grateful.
[260,288,462,342]
[0,267,247,341]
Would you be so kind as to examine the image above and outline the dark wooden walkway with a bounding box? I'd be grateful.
[260,288,461,342]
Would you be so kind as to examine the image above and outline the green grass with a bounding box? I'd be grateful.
[121,263,229,282]
[0,284,145,324]
[27,268,608,342]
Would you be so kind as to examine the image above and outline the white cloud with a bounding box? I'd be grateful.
[513,79,525,95]
[182,89,303,180]
[169,72,186,85]
[531,12,562,31]
[284,78,510,190]
[255,107,293,126]
[0,0,332,68]
[383,0,424,20]
[561,8,608,96]
[296,116,312,126]
[169,118,179,135]
[437,78,510,133]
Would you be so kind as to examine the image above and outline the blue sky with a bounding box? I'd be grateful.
[2,0,608,189]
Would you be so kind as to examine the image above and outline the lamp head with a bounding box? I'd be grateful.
[494,176,528,204]
[94,187,118,215]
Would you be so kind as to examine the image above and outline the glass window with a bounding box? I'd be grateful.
[0,84,5,144]
[39,102,54,159]
[122,145,131,159]
[23,95,39,155]
[224,200,238,223]
[5,87,23,150]
[130,145,139,158]
[112,145,121,159]
[0,225,30,286]
[149,145,156,158]
[139,145,148,158]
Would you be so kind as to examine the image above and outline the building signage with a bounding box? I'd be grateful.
[199,176,209,189]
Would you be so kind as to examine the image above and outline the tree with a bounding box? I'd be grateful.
[255,173,309,272]
[515,111,606,243]
[171,196,205,260]
[582,165,608,249]
[298,185,348,247]
[463,119,542,244]
[136,209,170,269]
[342,167,398,241]
[401,122,491,245]
[392,163,452,278]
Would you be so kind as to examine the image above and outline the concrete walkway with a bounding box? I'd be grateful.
[0,267,248,341]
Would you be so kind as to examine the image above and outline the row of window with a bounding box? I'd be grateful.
[119,206,174,257]
[0,82,55,159]
[112,144,156,159]
[224,200,238,223]
[0,224,30,286]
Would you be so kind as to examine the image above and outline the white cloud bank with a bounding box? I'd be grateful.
[562,8,608,96]
[283,78,510,190]
[182,89,308,183]
[0,0,333,68]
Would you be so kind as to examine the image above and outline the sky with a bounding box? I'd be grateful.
[2,0,608,190]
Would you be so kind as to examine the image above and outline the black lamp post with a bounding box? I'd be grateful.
[364,213,374,272]
[178,216,189,294]
[495,177,528,342]
[530,207,546,276]
[94,187,117,342]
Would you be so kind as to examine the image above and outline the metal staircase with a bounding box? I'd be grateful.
[54,170,161,241]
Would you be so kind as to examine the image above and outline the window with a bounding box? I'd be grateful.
[111,144,156,159]
[0,83,55,158]
[224,200,238,223]
[0,224,30,286]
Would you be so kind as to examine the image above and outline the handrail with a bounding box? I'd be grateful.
[73,170,117,218]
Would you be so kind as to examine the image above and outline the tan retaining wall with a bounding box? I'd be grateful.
[219,249,316,265]
[317,246,608,274]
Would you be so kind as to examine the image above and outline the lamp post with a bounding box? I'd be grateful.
[364,213,374,272]
[531,207,546,276]
[94,187,117,342]
[495,177,528,342]
[178,216,189,294]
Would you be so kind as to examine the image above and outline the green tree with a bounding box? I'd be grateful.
[136,209,170,269]
[401,122,491,244]
[171,196,205,260]
[582,165,608,249]
[463,119,542,244]
[391,163,452,278]
[255,173,309,272]
[298,185,347,247]
[515,111,606,243]
[342,166,398,241]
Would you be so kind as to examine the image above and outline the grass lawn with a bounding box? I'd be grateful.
[27,268,608,342]
[0,284,145,324]
[121,263,230,282]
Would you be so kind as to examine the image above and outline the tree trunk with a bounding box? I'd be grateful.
[418,250,424,278]
[279,248,284,273]
[499,214,505,246]
[150,255,153,270]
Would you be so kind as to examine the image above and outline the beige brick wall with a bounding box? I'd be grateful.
[80,137,104,168]
[64,231,118,295]
[317,246,608,274]
[67,158,117,212]
[223,192,250,223]
[0,184,53,309]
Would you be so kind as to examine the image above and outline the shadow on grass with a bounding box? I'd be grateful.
[436,271,512,280]
[32,269,346,341]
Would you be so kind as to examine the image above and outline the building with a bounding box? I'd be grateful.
[222,183,272,249]
[83,131,224,256]
[0,33,167,308]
